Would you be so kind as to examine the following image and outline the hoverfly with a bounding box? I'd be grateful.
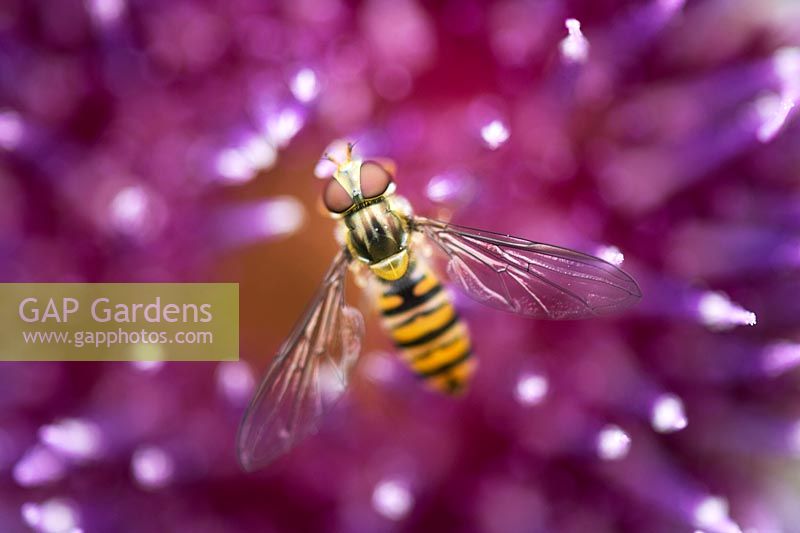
[237,142,641,471]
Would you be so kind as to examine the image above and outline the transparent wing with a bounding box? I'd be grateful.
[237,250,364,471]
[414,217,641,320]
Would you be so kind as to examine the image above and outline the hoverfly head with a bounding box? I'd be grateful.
[322,142,396,217]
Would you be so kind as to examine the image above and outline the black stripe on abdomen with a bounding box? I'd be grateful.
[416,349,472,378]
[394,314,459,348]
[381,283,442,317]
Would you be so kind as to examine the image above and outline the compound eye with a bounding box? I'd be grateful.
[323,179,354,213]
[360,161,393,198]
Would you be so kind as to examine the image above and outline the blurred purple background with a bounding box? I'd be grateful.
[2,0,800,531]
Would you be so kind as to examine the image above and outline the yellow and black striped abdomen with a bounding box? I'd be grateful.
[377,259,474,394]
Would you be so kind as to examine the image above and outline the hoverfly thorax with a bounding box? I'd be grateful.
[322,145,410,281]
